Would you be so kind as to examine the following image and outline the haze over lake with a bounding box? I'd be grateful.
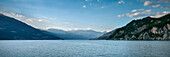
[0,40,170,57]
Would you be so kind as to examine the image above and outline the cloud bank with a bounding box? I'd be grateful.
[118,9,169,18]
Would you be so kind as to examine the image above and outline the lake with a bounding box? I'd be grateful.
[0,40,170,57]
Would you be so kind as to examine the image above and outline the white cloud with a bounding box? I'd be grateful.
[131,9,144,12]
[132,10,137,12]
[83,5,86,8]
[0,11,51,28]
[106,30,113,32]
[0,11,79,30]
[0,11,27,21]
[144,1,152,6]
[118,9,153,18]
[151,11,170,18]
[143,0,170,9]
[43,27,60,30]
[26,19,34,22]
[118,0,125,4]
[148,0,170,3]
[13,13,24,18]
[85,0,93,2]
[152,4,161,8]
[118,9,170,18]
[144,9,152,12]
[118,9,169,18]
[85,0,88,2]
[118,12,150,18]
[87,28,92,30]
[38,19,43,22]
[39,16,56,19]
[26,19,45,22]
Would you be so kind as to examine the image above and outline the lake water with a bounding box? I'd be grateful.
[0,40,170,57]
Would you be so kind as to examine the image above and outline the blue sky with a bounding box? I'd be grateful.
[0,0,169,32]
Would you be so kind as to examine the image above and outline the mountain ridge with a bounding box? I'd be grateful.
[107,14,170,40]
[0,14,63,40]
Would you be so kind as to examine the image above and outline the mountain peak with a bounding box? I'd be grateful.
[146,16,152,19]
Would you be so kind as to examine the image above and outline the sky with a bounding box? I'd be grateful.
[0,0,169,32]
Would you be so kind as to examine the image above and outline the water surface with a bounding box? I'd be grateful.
[0,40,170,57]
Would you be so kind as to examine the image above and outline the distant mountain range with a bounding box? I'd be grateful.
[0,14,63,40]
[91,30,115,40]
[107,14,170,40]
[46,29,106,40]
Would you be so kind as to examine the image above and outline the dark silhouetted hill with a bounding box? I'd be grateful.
[0,14,63,40]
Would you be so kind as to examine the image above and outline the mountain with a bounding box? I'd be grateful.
[0,14,63,40]
[107,14,170,40]
[46,29,86,40]
[46,29,105,40]
[92,30,115,40]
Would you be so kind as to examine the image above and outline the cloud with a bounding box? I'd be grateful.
[82,0,112,9]
[150,0,170,3]
[118,0,125,4]
[38,19,43,22]
[106,29,113,32]
[1,11,24,21]
[151,11,170,18]
[83,5,86,8]
[0,11,26,20]
[118,9,153,18]
[26,19,35,22]
[26,18,45,22]
[132,10,137,12]
[118,9,169,18]
[0,11,51,28]
[118,12,151,18]
[144,9,152,12]
[0,11,78,30]
[1,12,45,23]
[144,1,152,6]
[152,4,161,8]
[87,28,92,30]
[43,27,60,30]
[85,0,93,2]
[131,9,144,12]
[143,0,170,9]
[39,16,56,20]
[85,0,88,2]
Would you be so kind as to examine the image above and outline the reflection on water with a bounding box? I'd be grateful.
[0,40,170,57]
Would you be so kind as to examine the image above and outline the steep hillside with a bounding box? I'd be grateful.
[108,14,170,40]
[0,14,63,40]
